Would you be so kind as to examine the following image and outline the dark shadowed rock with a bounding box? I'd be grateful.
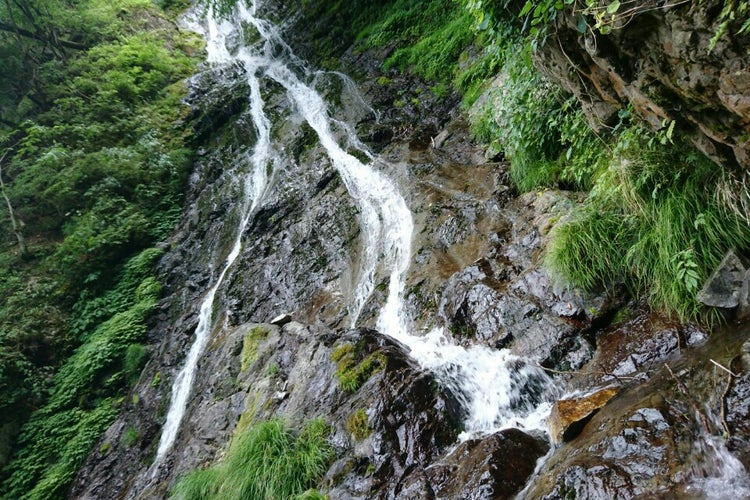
[535,1,750,169]
[427,429,549,500]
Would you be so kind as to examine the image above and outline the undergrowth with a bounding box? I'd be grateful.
[1,248,162,499]
[0,0,199,494]
[546,129,750,322]
[170,419,334,500]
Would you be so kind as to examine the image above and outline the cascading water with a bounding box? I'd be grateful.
[152,8,275,466]
[239,0,554,437]
[154,0,553,468]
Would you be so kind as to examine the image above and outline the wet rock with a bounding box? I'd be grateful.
[531,404,680,499]
[185,65,251,145]
[433,189,610,372]
[725,371,750,469]
[349,335,464,498]
[548,386,620,443]
[697,250,747,309]
[428,429,549,499]
[584,311,687,385]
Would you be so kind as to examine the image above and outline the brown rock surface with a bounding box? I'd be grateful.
[548,386,620,443]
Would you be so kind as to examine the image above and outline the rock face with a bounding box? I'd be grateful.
[698,250,750,318]
[536,1,750,169]
[70,2,750,499]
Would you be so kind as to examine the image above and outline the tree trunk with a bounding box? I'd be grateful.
[0,147,28,258]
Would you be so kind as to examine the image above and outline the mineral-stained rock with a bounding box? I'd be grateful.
[548,386,620,443]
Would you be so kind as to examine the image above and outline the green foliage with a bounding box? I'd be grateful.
[471,49,605,192]
[331,343,386,393]
[0,0,198,493]
[1,400,118,500]
[171,419,334,500]
[1,248,163,498]
[240,326,270,372]
[124,344,149,385]
[546,129,750,321]
[295,490,327,500]
[363,1,475,82]
[346,410,371,441]
[289,0,478,85]
[709,0,750,51]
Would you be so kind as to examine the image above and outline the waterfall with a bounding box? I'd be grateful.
[154,0,553,467]
[241,2,553,437]
[152,7,274,466]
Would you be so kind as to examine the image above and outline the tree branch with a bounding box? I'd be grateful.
[0,20,87,50]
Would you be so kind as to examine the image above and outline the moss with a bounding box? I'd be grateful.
[240,326,270,372]
[346,409,371,441]
[331,343,386,393]
[122,426,139,447]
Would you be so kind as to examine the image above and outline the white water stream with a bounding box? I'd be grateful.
[153,0,552,467]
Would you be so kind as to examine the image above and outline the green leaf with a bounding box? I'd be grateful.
[607,0,620,14]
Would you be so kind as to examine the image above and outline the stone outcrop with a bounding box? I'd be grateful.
[536,0,750,169]
[427,429,549,499]
[548,386,620,443]
[698,250,750,317]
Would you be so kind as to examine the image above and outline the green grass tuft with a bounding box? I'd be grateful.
[171,419,334,500]
[546,130,750,322]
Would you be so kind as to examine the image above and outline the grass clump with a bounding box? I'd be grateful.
[546,128,750,322]
[331,343,386,393]
[171,419,334,500]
